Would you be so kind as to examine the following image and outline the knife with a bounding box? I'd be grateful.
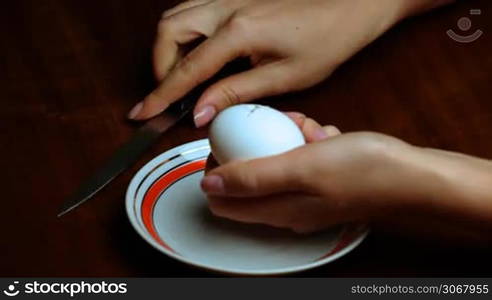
[57,96,197,217]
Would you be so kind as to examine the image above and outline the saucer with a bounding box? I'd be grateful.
[126,139,368,275]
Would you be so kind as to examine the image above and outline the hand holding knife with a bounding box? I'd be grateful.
[57,96,198,217]
[58,59,249,217]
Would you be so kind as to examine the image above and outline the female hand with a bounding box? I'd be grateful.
[201,116,492,234]
[127,0,449,125]
[201,112,417,233]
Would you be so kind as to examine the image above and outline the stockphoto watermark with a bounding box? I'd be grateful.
[447,9,483,43]
[351,284,489,296]
[2,280,127,298]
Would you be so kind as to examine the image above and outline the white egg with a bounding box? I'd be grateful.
[209,104,306,164]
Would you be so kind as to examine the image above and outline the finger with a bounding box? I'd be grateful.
[131,27,245,120]
[323,125,342,137]
[161,0,212,19]
[284,112,329,143]
[153,4,223,81]
[153,27,179,82]
[200,149,306,198]
[284,112,306,127]
[208,193,323,231]
[284,113,341,137]
[301,118,329,143]
[208,193,345,233]
[193,61,299,127]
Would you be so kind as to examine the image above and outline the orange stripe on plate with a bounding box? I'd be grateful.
[141,159,206,253]
[318,225,366,260]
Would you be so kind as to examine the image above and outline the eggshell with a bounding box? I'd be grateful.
[209,104,306,164]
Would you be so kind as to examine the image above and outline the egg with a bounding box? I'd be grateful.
[209,104,306,165]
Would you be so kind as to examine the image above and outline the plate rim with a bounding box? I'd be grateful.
[126,139,369,275]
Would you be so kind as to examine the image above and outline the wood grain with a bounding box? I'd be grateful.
[1,0,491,276]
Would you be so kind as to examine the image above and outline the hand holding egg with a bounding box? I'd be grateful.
[201,107,424,233]
[202,104,362,233]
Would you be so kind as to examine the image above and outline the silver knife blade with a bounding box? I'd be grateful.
[57,98,196,217]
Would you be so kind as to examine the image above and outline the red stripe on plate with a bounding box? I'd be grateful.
[318,225,366,260]
[141,159,206,253]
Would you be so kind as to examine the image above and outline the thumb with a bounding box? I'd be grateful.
[200,149,306,197]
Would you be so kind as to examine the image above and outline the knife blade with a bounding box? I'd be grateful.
[57,96,197,217]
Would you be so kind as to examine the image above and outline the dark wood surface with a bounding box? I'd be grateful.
[1,0,491,277]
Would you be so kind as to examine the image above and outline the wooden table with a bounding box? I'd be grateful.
[1,0,491,277]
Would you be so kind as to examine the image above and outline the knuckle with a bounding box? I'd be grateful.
[355,132,400,158]
[176,55,199,84]
[216,84,241,106]
[147,91,165,105]
[232,162,258,191]
[226,13,252,35]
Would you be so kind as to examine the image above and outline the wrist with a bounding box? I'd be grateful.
[425,149,492,221]
[341,135,436,217]
[395,147,492,224]
[374,143,444,212]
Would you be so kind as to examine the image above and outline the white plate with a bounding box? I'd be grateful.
[126,139,369,275]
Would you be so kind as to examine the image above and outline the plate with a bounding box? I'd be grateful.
[126,139,369,275]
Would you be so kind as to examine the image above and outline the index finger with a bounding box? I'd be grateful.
[131,28,246,120]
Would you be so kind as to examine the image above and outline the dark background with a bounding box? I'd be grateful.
[1,0,491,276]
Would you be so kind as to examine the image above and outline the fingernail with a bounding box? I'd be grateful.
[313,127,329,141]
[200,175,225,195]
[194,106,216,128]
[128,102,143,120]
